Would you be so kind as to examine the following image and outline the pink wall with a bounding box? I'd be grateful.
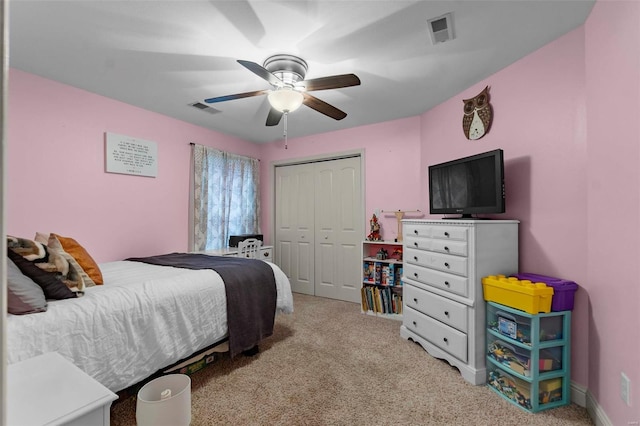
[258,117,423,243]
[7,3,640,420]
[7,69,260,262]
[585,1,640,424]
[419,28,590,388]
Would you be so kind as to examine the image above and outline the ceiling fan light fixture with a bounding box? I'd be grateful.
[268,88,304,113]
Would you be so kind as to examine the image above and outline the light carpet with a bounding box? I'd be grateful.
[111,292,593,425]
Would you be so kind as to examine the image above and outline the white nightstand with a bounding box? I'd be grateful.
[7,352,118,426]
[198,245,273,262]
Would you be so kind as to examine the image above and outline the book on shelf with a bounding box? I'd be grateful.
[360,287,368,311]
[381,288,387,313]
[381,264,395,286]
[363,261,375,283]
[361,284,403,315]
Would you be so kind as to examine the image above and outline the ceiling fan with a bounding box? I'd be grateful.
[204,54,361,126]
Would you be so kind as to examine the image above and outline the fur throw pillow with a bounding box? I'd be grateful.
[7,236,85,294]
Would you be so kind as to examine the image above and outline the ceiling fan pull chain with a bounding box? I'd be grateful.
[283,112,288,150]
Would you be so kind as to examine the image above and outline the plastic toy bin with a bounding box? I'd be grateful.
[482,275,553,314]
[487,340,563,377]
[512,273,578,311]
[487,365,564,412]
[486,303,564,345]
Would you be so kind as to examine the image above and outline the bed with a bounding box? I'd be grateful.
[7,248,294,393]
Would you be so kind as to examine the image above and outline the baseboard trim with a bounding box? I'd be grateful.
[586,388,613,426]
[571,381,587,407]
[571,381,612,425]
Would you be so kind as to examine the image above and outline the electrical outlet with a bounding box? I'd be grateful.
[621,372,631,406]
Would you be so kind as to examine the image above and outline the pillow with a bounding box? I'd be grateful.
[47,236,96,288]
[7,235,48,262]
[34,231,49,245]
[7,258,48,315]
[48,233,103,285]
[8,235,86,293]
[7,249,78,300]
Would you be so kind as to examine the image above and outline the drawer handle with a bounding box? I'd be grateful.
[263,252,269,257]
[413,256,418,261]
[444,311,449,316]
[444,232,450,237]
[444,281,450,287]
[414,272,419,278]
[443,337,448,343]
[444,246,449,252]
[413,298,418,303]
[414,229,418,234]
[412,321,417,326]
[444,262,450,268]
[414,242,418,247]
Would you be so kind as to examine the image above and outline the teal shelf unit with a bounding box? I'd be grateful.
[485,301,571,413]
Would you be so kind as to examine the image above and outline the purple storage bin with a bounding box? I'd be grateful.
[511,273,578,311]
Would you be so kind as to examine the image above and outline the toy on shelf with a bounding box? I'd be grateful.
[392,248,403,261]
[367,214,382,241]
[376,248,388,260]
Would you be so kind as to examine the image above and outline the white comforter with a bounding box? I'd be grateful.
[6,260,293,392]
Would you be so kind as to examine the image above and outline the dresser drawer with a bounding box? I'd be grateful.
[403,306,468,362]
[405,248,467,276]
[404,237,467,257]
[430,225,468,242]
[404,223,432,239]
[429,238,467,257]
[404,236,431,251]
[404,223,469,242]
[404,263,469,297]
[404,284,468,332]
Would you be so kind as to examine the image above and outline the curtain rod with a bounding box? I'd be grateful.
[188,142,260,161]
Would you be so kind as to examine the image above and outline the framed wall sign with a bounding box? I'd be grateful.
[105,132,158,177]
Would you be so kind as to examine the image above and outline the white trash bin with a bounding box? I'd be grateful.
[136,374,191,426]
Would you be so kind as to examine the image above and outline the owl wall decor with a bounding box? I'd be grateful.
[462,86,493,140]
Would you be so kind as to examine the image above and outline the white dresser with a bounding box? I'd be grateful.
[400,219,518,385]
[7,352,118,425]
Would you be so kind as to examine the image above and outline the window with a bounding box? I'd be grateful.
[192,145,260,250]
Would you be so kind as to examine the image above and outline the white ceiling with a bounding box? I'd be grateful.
[8,0,595,144]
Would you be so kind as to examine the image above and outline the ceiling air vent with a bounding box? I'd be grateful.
[427,12,454,45]
[190,102,220,114]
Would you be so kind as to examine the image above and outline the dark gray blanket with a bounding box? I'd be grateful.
[126,252,277,358]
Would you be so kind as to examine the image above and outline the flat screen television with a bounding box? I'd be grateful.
[428,149,505,218]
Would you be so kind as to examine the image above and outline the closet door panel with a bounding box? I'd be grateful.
[314,157,362,303]
[275,164,314,295]
[276,155,362,302]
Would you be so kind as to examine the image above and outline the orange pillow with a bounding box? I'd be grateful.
[49,233,104,285]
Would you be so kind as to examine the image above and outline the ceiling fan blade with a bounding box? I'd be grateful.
[209,0,266,46]
[301,74,361,91]
[302,93,347,121]
[204,90,267,104]
[237,60,283,87]
[266,108,283,126]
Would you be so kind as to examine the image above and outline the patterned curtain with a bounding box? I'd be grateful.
[192,144,260,251]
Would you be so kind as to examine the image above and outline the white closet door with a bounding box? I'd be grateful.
[275,156,363,302]
[275,163,315,295]
[314,157,362,303]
